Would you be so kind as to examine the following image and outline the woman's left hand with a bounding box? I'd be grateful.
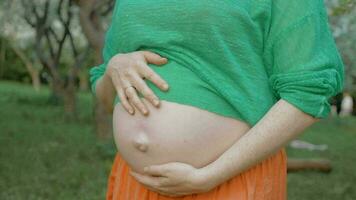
[130,162,217,197]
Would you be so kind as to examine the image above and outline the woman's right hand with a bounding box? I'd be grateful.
[104,50,169,116]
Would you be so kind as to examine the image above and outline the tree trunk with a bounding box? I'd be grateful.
[75,0,112,138]
[0,39,5,79]
[48,77,64,105]
[79,72,89,91]
[63,84,77,120]
[287,158,332,173]
[48,74,78,120]
[31,69,41,92]
[10,43,41,91]
[352,92,356,116]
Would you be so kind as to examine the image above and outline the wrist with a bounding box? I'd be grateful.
[194,164,223,192]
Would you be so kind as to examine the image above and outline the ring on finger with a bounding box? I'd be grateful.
[123,85,136,94]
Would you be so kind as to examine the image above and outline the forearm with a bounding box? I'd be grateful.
[95,72,116,113]
[200,99,320,186]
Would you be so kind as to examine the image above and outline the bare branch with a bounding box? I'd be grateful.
[54,0,72,67]
[42,0,50,22]
[48,28,61,44]
[20,0,36,27]
[31,3,41,23]
[44,28,56,60]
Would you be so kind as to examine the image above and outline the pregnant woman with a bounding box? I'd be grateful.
[90,0,344,199]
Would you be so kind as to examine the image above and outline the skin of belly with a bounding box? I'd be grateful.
[113,98,251,174]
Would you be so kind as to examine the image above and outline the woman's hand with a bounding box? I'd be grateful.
[130,162,218,197]
[104,50,170,116]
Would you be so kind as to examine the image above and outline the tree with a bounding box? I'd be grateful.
[9,43,42,91]
[74,0,114,138]
[0,0,42,90]
[20,0,88,118]
[1,0,115,136]
[326,0,356,114]
[73,0,114,64]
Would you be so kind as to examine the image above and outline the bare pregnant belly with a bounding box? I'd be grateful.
[113,98,251,174]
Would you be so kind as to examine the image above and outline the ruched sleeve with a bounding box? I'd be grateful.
[89,3,119,95]
[264,0,345,118]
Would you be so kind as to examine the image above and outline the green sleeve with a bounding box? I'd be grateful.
[89,43,115,95]
[89,3,119,95]
[264,0,345,118]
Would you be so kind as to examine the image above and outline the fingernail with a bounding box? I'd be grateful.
[129,109,134,114]
[153,99,160,106]
[163,84,169,90]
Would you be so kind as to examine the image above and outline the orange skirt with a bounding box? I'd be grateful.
[106,148,287,200]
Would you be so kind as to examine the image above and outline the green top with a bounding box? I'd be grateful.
[90,0,344,126]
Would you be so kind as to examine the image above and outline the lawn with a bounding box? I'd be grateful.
[0,81,355,200]
[287,115,356,199]
[0,81,116,200]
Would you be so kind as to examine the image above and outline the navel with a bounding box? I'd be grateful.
[132,132,149,152]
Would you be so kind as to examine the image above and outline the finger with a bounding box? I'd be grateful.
[158,177,178,187]
[119,72,149,116]
[152,187,185,198]
[131,172,163,188]
[128,72,160,108]
[131,171,179,188]
[140,184,163,194]
[125,86,149,116]
[144,165,170,177]
[140,50,168,65]
[134,173,177,189]
[119,69,135,89]
[145,186,161,194]
[136,61,169,91]
[131,174,184,197]
[111,74,135,114]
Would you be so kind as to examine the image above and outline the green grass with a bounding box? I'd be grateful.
[0,81,355,200]
[287,117,356,200]
[0,81,116,200]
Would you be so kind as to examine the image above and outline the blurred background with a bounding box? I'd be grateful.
[0,0,355,199]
